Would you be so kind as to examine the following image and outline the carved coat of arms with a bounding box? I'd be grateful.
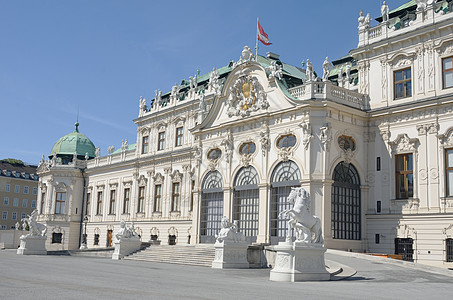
[227,75,269,118]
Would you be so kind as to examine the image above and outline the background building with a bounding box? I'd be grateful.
[0,159,38,230]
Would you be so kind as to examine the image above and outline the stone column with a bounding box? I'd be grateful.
[257,183,269,244]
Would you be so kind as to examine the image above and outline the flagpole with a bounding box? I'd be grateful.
[255,17,259,62]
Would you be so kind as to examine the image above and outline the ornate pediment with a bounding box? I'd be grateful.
[170,170,183,182]
[226,75,269,118]
[138,175,147,186]
[153,172,164,184]
[389,134,419,154]
[438,126,453,147]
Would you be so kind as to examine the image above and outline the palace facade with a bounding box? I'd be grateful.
[36,0,453,268]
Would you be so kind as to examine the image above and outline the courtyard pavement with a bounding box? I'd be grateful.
[0,249,452,300]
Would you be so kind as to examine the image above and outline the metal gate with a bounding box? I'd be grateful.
[200,171,223,243]
[233,166,259,243]
[395,238,414,261]
[270,160,301,244]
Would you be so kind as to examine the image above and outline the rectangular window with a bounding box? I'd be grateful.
[40,193,45,214]
[447,238,453,262]
[12,212,17,220]
[142,136,149,154]
[375,234,380,244]
[96,191,103,215]
[23,186,29,194]
[154,184,162,212]
[377,201,382,213]
[446,149,453,197]
[158,132,166,151]
[22,199,28,208]
[31,200,36,208]
[55,192,66,214]
[14,185,20,193]
[5,184,10,192]
[175,127,183,147]
[2,211,7,220]
[396,153,414,199]
[94,234,100,245]
[443,56,453,89]
[52,232,62,244]
[171,182,180,212]
[1,225,5,230]
[394,68,412,99]
[377,157,381,171]
[21,213,26,219]
[86,192,91,215]
[190,180,195,211]
[109,190,116,215]
[13,198,18,207]
[3,197,9,206]
[123,188,130,214]
[137,186,145,213]
[33,187,38,195]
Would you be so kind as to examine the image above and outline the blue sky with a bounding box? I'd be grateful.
[0,0,409,165]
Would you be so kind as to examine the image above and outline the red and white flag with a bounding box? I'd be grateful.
[257,21,272,45]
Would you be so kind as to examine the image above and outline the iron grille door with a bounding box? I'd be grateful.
[395,238,414,261]
[233,188,259,243]
[270,185,294,243]
[200,191,223,243]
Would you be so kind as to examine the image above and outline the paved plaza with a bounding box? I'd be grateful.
[0,249,452,300]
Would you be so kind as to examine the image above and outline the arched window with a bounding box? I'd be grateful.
[270,161,301,244]
[233,166,259,243]
[200,171,223,243]
[331,162,361,240]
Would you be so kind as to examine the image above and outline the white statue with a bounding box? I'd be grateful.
[171,83,179,99]
[221,131,234,162]
[266,61,283,80]
[107,146,115,155]
[121,139,128,152]
[199,91,207,114]
[21,209,47,237]
[415,0,433,12]
[208,67,221,95]
[279,187,323,244]
[15,222,20,230]
[216,216,245,243]
[345,64,351,80]
[241,46,253,62]
[155,89,162,106]
[189,74,198,91]
[115,220,138,241]
[364,13,371,29]
[381,1,389,22]
[85,152,89,160]
[358,10,365,29]
[305,59,314,82]
[322,57,332,82]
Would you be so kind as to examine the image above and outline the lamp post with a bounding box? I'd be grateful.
[80,216,88,249]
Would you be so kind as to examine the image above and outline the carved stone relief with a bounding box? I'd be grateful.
[227,75,269,118]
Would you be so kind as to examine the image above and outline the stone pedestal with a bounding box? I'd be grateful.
[212,241,249,269]
[112,238,141,260]
[16,235,47,255]
[269,241,330,281]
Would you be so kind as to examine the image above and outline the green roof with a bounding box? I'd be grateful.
[112,143,136,154]
[389,0,416,15]
[50,122,96,158]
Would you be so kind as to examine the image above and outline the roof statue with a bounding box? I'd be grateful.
[416,0,434,12]
[139,96,147,116]
[381,1,389,22]
[155,89,162,106]
[189,74,198,92]
[121,139,128,152]
[358,10,365,29]
[95,147,100,158]
[241,46,253,62]
[266,60,283,80]
[107,145,115,155]
[199,91,207,115]
[170,83,179,101]
[279,187,323,244]
[364,13,371,29]
[305,59,314,82]
[322,57,332,82]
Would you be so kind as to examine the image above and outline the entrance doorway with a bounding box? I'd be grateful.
[106,230,113,247]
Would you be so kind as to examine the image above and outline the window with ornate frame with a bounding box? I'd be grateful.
[158,132,166,151]
[171,182,180,212]
[175,127,183,147]
[142,136,149,154]
[154,184,162,212]
[443,56,453,89]
[277,134,296,149]
[446,149,453,197]
[394,67,412,99]
[239,142,256,155]
[96,191,103,215]
[123,188,130,214]
[207,148,222,160]
[395,153,414,199]
[137,186,145,213]
[109,190,116,215]
[55,192,66,214]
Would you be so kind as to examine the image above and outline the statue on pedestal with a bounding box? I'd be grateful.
[21,209,47,237]
[215,216,245,243]
[279,187,323,244]
[381,1,389,22]
[322,57,332,82]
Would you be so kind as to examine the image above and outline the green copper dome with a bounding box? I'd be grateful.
[50,122,96,160]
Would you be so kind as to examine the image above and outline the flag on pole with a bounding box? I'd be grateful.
[257,21,272,45]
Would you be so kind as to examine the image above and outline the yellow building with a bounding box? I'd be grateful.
[0,159,39,230]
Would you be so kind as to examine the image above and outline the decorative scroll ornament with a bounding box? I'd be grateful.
[227,75,269,118]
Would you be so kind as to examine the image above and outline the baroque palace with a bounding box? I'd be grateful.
[36,0,453,267]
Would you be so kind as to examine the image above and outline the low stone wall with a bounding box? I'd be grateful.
[0,230,27,249]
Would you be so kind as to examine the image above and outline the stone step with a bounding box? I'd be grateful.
[124,245,216,267]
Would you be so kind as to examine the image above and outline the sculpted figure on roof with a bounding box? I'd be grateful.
[305,59,314,82]
[381,1,389,22]
[358,10,365,29]
[322,57,332,82]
